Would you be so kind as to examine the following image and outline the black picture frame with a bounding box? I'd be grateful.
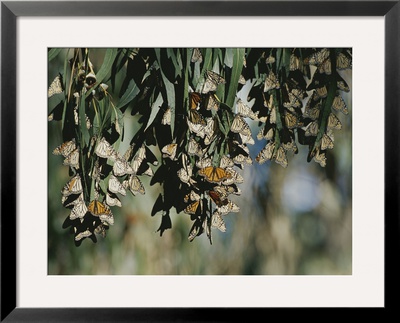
[1,1,399,321]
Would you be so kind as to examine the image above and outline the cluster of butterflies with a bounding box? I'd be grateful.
[253,48,351,168]
[49,47,351,246]
[53,136,158,245]
[154,67,257,242]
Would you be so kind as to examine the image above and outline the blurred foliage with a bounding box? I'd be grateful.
[48,48,352,275]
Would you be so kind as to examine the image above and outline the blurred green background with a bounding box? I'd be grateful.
[48,49,352,275]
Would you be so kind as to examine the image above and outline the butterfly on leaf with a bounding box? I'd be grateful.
[161,107,171,125]
[108,175,127,196]
[61,174,83,197]
[336,52,352,70]
[313,149,327,167]
[327,113,342,130]
[187,137,204,157]
[206,93,220,112]
[123,175,145,196]
[95,137,118,161]
[202,70,225,94]
[305,48,330,66]
[332,94,349,115]
[284,111,303,129]
[48,73,64,97]
[256,142,276,164]
[184,199,202,215]
[321,133,334,150]
[236,98,258,120]
[63,148,80,169]
[106,192,122,208]
[230,115,252,138]
[211,210,226,232]
[161,143,178,160]
[53,140,76,157]
[113,157,134,177]
[275,146,288,168]
[188,109,207,126]
[208,190,229,207]
[218,200,240,216]
[69,198,88,220]
[305,120,319,137]
[88,200,114,225]
[198,166,231,184]
[191,48,203,63]
[264,70,280,92]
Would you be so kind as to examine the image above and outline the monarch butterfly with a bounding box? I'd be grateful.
[282,139,298,154]
[256,142,276,164]
[108,175,127,196]
[95,137,118,161]
[257,127,274,141]
[196,157,212,169]
[188,220,202,241]
[265,54,276,64]
[230,115,252,137]
[211,211,226,232]
[94,224,108,238]
[48,74,64,97]
[113,157,134,177]
[222,168,244,185]
[188,109,207,126]
[336,52,352,70]
[327,113,342,130]
[236,98,258,120]
[315,86,328,99]
[208,190,229,207]
[204,117,217,145]
[306,48,329,66]
[202,70,225,94]
[53,140,76,157]
[314,150,327,167]
[213,184,241,198]
[184,190,201,203]
[337,79,350,92]
[161,107,171,125]
[269,106,277,124]
[321,133,334,150]
[218,200,240,216]
[189,92,202,110]
[75,229,92,242]
[304,105,321,120]
[275,146,288,168]
[198,166,231,183]
[233,153,253,166]
[332,95,348,115]
[99,212,115,226]
[264,70,280,92]
[284,112,303,129]
[305,120,319,137]
[187,118,206,138]
[317,58,332,75]
[63,148,80,169]
[130,155,144,175]
[88,200,112,217]
[106,192,122,207]
[290,54,303,71]
[124,175,145,196]
[206,93,220,111]
[187,138,204,157]
[191,48,203,63]
[69,199,88,220]
[219,155,234,169]
[161,143,178,160]
[184,200,202,215]
[62,192,85,207]
[177,164,195,186]
[61,174,83,197]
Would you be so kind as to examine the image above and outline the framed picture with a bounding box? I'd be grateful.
[1,0,398,320]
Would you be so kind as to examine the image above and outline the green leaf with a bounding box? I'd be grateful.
[86,48,118,98]
[79,94,90,146]
[225,48,245,107]
[116,79,140,109]
[48,48,62,62]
